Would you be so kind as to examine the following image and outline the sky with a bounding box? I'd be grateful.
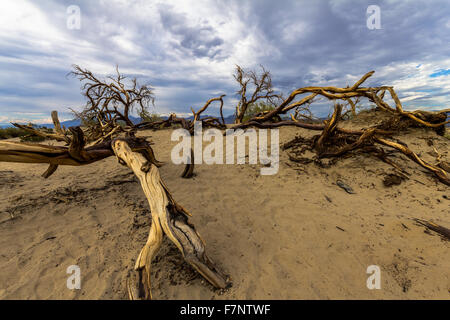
[0,0,449,125]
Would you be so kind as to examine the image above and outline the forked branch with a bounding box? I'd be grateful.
[112,139,228,299]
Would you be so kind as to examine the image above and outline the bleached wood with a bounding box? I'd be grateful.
[112,139,227,299]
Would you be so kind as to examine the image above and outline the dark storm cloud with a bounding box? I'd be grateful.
[158,4,224,59]
[243,0,449,85]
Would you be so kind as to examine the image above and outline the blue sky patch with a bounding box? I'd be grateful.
[429,69,450,78]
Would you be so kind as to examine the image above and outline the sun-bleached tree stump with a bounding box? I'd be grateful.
[111,139,227,299]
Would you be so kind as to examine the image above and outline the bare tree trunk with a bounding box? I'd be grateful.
[111,139,228,299]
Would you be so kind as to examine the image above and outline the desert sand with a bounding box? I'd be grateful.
[0,113,449,299]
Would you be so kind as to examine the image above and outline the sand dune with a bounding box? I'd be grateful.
[0,116,449,299]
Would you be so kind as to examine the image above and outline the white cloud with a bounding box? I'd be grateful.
[0,0,449,122]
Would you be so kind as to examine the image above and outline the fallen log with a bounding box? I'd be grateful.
[0,133,227,299]
[413,219,450,241]
[112,139,228,299]
[0,140,112,166]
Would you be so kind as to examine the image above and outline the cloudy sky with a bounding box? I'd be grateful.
[0,0,449,125]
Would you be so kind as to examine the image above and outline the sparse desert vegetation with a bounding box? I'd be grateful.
[0,127,28,140]
[0,126,52,142]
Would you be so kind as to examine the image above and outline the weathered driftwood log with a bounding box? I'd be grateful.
[112,139,228,299]
[414,219,450,241]
[0,140,111,165]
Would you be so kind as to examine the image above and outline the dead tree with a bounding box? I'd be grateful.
[1,65,448,299]
[7,65,450,188]
[0,65,230,299]
[134,66,448,184]
[70,64,155,141]
[233,65,282,124]
[234,70,448,130]
[136,94,226,178]
[281,103,449,185]
[1,111,228,300]
[229,70,449,185]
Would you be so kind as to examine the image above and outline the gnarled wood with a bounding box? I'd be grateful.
[315,104,342,154]
[414,219,450,241]
[374,137,450,185]
[0,65,448,300]
[51,110,70,144]
[233,65,281,124]
[112,139,228,299]
[0,140,112,165]
[42,164,59,178]
[12,123,67,142]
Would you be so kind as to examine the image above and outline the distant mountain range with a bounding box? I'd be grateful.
[0,114,237,129]
[1,110,448,129]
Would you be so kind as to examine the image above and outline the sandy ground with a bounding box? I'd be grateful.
[0,114,449,299]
